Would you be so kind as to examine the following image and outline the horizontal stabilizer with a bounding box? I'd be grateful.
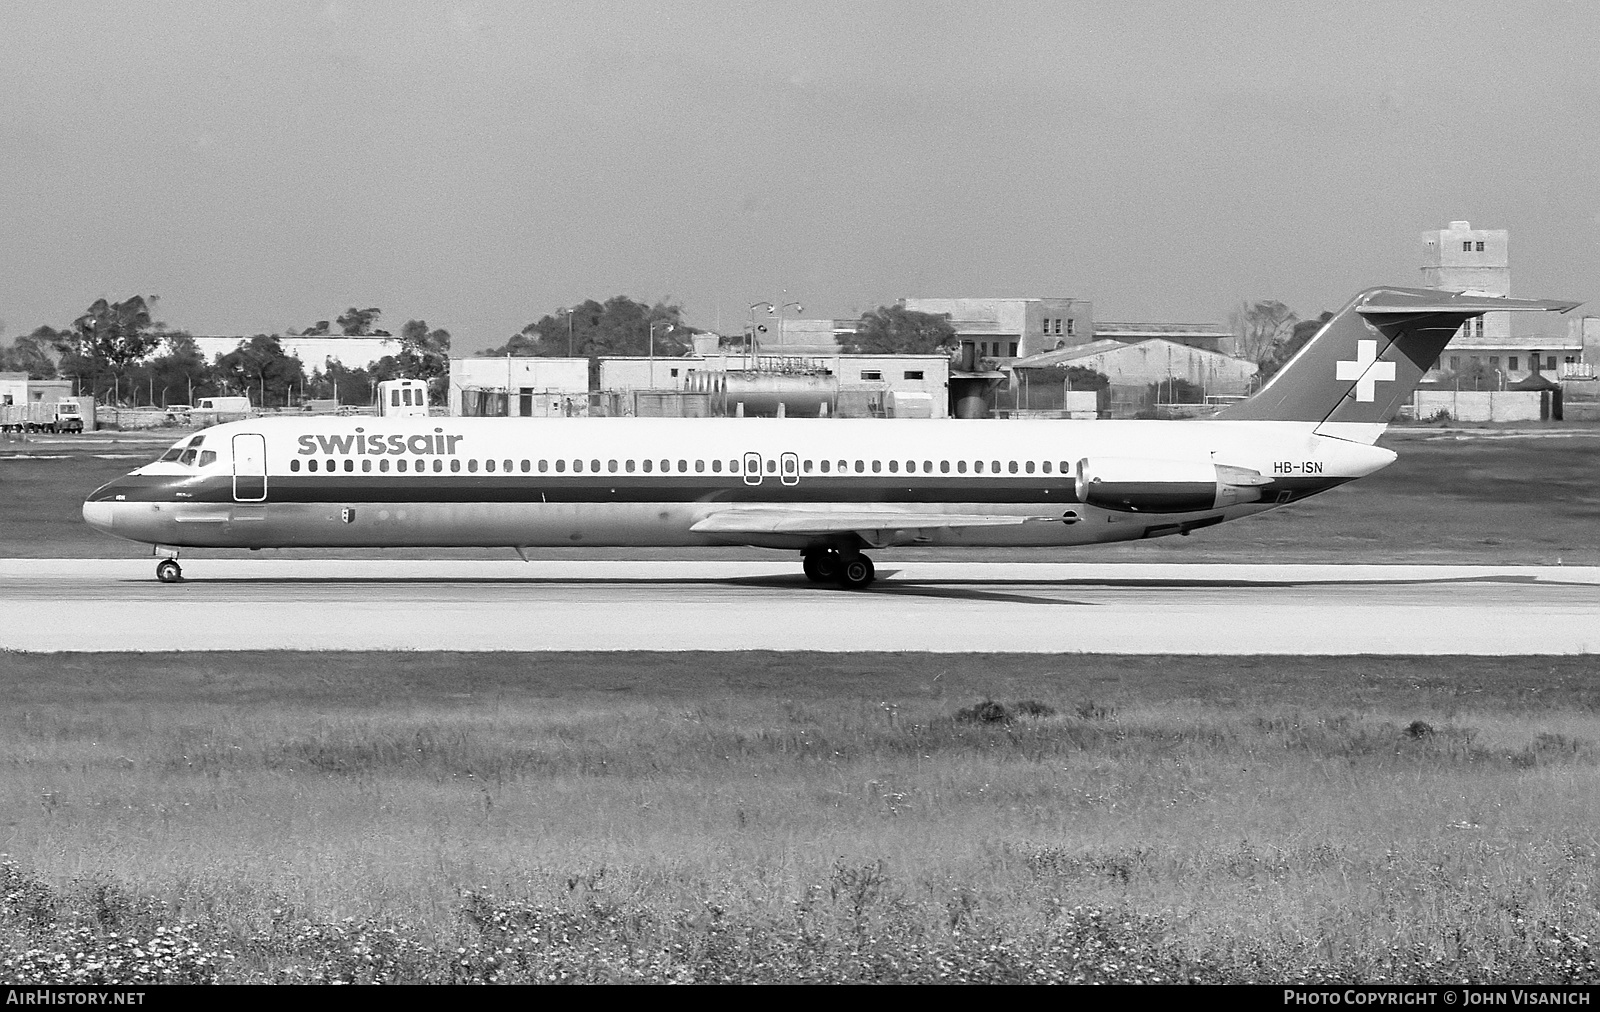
[691,509,1044,537]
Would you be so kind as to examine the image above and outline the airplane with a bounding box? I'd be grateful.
[83,287,1578,586]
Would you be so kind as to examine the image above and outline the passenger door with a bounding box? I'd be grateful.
[780,451,800,487]
[232,433,267,502]
[743,451,762,486]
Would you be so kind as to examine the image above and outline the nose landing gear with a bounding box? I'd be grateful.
[801,548,876,589]
[155,559,183,583]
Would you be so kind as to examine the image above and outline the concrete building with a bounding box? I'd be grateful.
[1093,322,1232,353]
[448,357,589,416]
[602,352,951,419]
[1422,220,1582,382]
[0,373,73,410]
[900,297,1093,365]
[1009,338,1258,417]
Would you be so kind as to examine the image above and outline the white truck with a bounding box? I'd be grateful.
[0,398,86,434]
[377,379,431,417]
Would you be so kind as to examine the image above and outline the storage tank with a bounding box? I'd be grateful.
[718,371,837,418]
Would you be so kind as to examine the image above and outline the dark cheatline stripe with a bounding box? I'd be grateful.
[87,473,1350,506]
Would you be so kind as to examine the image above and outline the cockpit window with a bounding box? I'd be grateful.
[198,450,217,467]
[159,445,184,462]
[178,447,198,466]
[189,435,205,447]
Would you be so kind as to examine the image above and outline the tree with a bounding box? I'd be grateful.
[1229,300,1298,367]
[0,326,62,379]
[215,335,307,408]
[1258,310,1333,381]
[336,307,384,336]
[487,297,693,360]
[396,319,452,400]
[1445,357,1497,391]
[307,360,378,405]
[840,305,956,355]
[70,297,163,404]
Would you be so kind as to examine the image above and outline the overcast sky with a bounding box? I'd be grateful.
[3,0,1596,354]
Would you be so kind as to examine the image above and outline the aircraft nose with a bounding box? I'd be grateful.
[82,499,116,533]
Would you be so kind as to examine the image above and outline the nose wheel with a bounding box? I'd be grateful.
[155,559,183,583]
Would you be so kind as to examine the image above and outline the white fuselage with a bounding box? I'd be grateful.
[83,416,1395,552]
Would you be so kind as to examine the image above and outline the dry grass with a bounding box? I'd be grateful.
[0,652,1597,982]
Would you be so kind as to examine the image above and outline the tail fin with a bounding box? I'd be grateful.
[1214,287,1579,431]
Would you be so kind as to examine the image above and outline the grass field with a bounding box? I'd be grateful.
[4,426,1598,564]
[2,652,1597,983]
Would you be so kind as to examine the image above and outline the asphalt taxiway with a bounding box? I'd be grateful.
[2,559,1596,654]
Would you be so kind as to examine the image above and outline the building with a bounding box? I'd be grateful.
[1092,322,1233,353]
[448,357,590,416]
[0,373,73,408]
[1422,220,1583,382]
[189,334,401,370]
[900,297,1093,364]
[603,352,952,419]
[1009,338,1258,417]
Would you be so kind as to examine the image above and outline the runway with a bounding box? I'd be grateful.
[2,559,1597,654]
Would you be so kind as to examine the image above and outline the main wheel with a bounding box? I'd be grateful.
[837,553,875,589]
[155,559,183,583]
[802,550,842,583]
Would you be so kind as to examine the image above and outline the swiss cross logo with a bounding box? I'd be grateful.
[1335,339,1397,402]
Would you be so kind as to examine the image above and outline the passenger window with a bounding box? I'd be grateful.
[326,458,335,472]
[1060,461,1070,473]
[379,459,390,473]
[455,460,465,473]
[573,459,583,472]
[504,460,512,472]
[537,460,546,472]
[992,460,1001,473]
[869,460,878,473]
[802,460,812,473]
[1008,461,1018,474]
[820,460,830,473]
[625,460,635,472]
[642,459,653,472]
[291,459,301,472]
[905,460,915,472]
[712,459,722,473]
[729,459,739,473]
[923,461,932,472]
[888,460,899,473]
[940,461,950,473]
[765,459,776,473]
[398,459,408,472]
[556,459,566,472]
[344,460,353,472]
[661,459,670,472]
[484,460,495,473]
[975,460,984,473]
[957,461,966,473]
[608,460,618,473]
[855,460,864,473]
[838,460,847,473]
[591,459,600,472]
[1042,461,1052,474]
[1025,461,1035,474]
[679,460,688,472]
[694,460,704,472]
[433,459,442,472]
[521,460,530,472]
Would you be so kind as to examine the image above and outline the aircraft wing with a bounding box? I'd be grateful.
[690,508,1050,537]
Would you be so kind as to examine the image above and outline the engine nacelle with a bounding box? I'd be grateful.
[1075,458,1269,514]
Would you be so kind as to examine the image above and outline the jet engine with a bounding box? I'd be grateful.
[1075,458,1270,514]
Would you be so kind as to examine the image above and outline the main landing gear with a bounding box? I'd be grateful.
[155,559,183,583]
[802,548,876,589]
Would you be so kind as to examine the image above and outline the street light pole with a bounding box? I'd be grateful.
[747,302,774,368]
